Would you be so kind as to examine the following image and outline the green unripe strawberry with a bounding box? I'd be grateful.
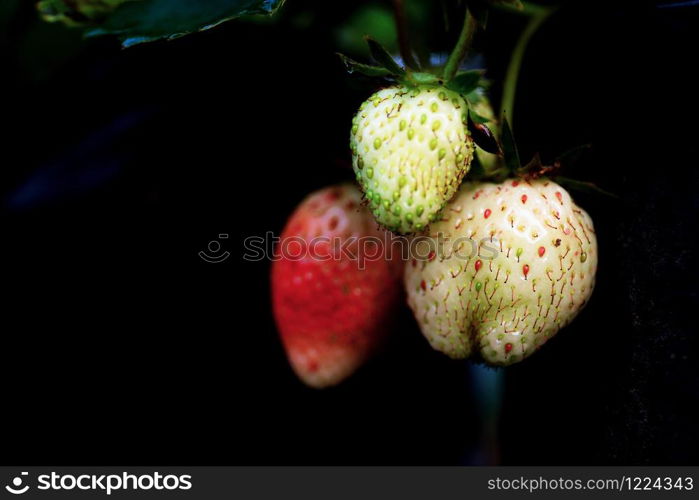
[38,0,137,26]
[351,85,475,233]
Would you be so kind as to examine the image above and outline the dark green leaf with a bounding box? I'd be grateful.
[468,111,500,154]
[467,106,489,124]
[446,70,483,95]
[465,89,485,105]
[38,0,129,26]
[501,117,521,173]
[555,177,619,199]
[365,36,405,75]
[86,0,285,48]
[337,53,394,78]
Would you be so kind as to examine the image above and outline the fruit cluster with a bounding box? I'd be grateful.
[32,0,598,388]
[272,80,597,387]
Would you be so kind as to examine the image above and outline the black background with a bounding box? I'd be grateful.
[1,0,697,465]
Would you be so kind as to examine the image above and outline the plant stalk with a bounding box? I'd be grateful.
[467,363,505,465]
[392,0,420,70]
[443,7,477,82]
[500,3,555,128]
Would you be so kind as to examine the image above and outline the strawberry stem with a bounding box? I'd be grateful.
[469,363,504,465]
[443,7,477,82]
[500,2,556,129]
[392,0,420,70]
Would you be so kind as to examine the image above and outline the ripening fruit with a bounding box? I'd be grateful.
[271,184,403,388]
[405,179,597,366]
[351,85,474,234]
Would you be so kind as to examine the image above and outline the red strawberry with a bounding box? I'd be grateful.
[271,184,403,388]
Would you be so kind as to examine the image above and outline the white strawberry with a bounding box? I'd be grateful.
[405,179,597,365]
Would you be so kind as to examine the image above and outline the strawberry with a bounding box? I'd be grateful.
[271,184,403,388]
[351,85,475,234]
[405,179,597,366]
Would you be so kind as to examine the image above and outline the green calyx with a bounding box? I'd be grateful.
[338,34,486,95]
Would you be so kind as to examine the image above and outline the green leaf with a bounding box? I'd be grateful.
[38,0,133,26]
[86,0,285,48]
[467,107,489,124]
[337,53,394,78]
[446,70,483,95]
[500,117,521,173]
[465,89,486,105]
[365,37,405,76]
[555,177,619,199]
